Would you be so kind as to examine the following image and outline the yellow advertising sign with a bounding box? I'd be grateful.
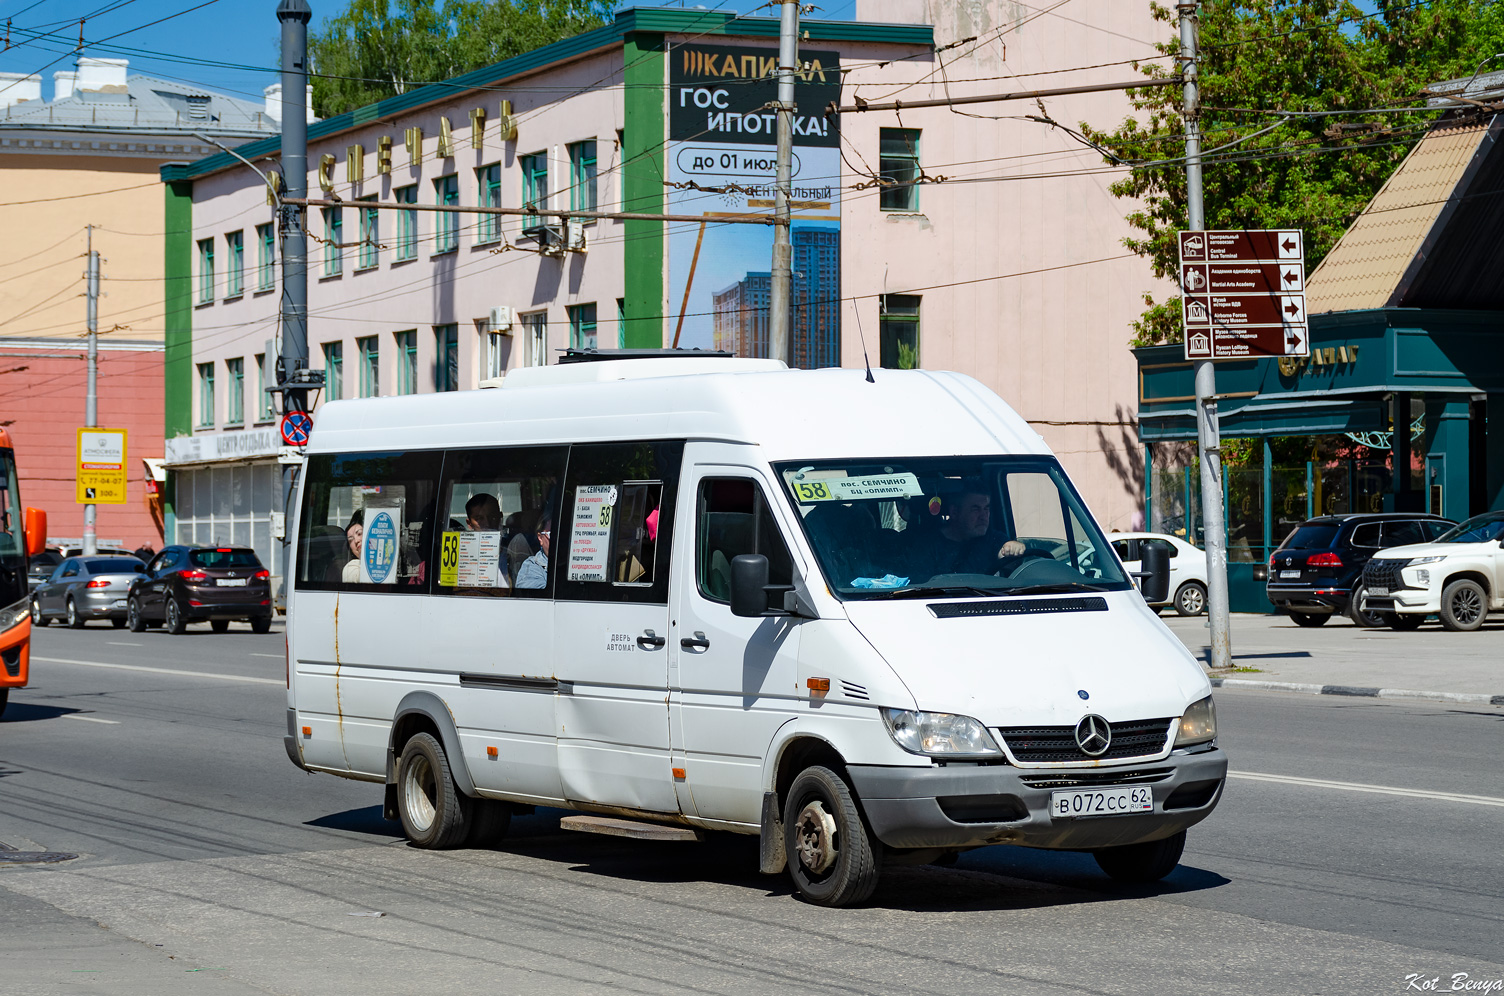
[76,428,128,504]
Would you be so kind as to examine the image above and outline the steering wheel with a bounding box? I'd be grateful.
[996,547,1056,577]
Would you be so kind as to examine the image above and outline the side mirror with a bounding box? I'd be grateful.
[730,554,771,617]
[1138,542,1170,604]
[23,507,46,557]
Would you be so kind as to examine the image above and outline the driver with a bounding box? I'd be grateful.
[918,483,1026,576]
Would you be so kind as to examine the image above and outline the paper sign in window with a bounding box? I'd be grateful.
[791,473,922,503]
[457,530,501,587]
[568,485,617,581]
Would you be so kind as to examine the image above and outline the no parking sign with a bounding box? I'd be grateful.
[280,410,313,447]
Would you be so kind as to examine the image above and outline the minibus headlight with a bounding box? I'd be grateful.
[1174,695,1217,746]
[880,708,1002,758]
[0,595,29,633]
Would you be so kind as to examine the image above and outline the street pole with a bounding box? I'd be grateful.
[82,225,100,556]
[1179,1,1231,669]
[768,0,798,367]
[277,0,312,599]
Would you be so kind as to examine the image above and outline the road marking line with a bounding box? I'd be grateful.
[249,653,283,658]
[106,642,142,647]
[1230,770,1504,808]
[62,714,119,725]
[32,656,281,686]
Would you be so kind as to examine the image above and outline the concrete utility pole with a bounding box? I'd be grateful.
[768,0,799,367]
[1179,1,1231,669]
[277,0,312,594]
[82,224,100,556]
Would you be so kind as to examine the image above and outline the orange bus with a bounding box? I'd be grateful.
[0,427,47,718]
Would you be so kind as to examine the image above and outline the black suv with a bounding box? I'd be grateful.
[126,545,273,634]
[1266,513,1454,627]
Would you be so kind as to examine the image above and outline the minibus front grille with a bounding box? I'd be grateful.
[1017,767,1174,789]
[996,718,1174,763]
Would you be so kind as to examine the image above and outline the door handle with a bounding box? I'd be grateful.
[637,630,667,649]
[680,631,710,650]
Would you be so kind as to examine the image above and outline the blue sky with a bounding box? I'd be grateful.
[0,2,858,105]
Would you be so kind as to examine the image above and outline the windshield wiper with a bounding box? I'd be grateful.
[860,584,1006,601]
[1002,582,1115,596]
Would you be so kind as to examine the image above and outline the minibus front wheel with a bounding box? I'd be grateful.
[783,766,883,907]
[1092,829,1186,883]
[398,732,471,848]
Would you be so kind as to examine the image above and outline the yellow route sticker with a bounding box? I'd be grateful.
[438,531,460,587]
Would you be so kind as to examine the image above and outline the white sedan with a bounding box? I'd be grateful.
[1109,532,1209,616]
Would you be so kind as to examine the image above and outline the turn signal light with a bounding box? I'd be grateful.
[807,677,830,697]
[301,726,311,737]
[1305,552,1342,567]
[486,746,498,758]
[672,767,687,779]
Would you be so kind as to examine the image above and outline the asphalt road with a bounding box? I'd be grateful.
[2,621,1502,995]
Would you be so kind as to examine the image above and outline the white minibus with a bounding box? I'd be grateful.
[284,354,1225,906]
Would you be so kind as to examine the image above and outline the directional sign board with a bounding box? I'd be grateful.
[76,427,128,504]
[1180,229,1308,360]
[280,410,313,447]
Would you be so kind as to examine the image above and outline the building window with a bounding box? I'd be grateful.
[323,206,343,275]
[482,325,506,380]
[394,184,418,260]
[521,151,547,209]
[568,303,597,350]
[879,128,922,212]
[173,464,279,573]
[879,294,921,369]
[255,352,274,421]
[256,223,275,291]
[569,140,596,212]
[358,335,379,397]
[197,238,214,303]
[521,310,547,367]
[197,362,215,426]
[323,341,343,401]
[434,324,458,392]
[477,163,501,244]
[616,297,626,349]
[225,230,244,297]
[225,357,245,424]
[395,330,417,395]
[358,198,379,270]
[434,173,459,253]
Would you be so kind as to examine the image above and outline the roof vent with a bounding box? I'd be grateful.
[186,95,210,120]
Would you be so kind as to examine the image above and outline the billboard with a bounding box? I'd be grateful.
[666,44,842,366]
[76,428,128,504]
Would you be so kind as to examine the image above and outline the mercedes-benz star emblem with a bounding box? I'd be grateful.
[1074,714,1112,757]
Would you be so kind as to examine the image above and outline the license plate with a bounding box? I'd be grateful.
[111,598,126,608]
[1368,587,1389,597]
[217,578,248,587]
[1279,570,1301,579]
[1051,786,1154,819]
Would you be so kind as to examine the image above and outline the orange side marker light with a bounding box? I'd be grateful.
[672,767,687,779]
[486,746,499,759]
[807,677,830,697]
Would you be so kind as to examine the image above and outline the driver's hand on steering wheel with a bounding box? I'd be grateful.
[999,539,1026,557]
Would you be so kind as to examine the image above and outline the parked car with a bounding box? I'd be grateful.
[26,550,62,592]
[1110,532,1208,615]
[30,556,147,628]
[126,545,272,634]
[1265,513,1454,626]
[59,547,136,558]
[1360,510,1504,631]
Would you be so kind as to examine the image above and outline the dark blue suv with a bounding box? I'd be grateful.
[1266,513,1454,626]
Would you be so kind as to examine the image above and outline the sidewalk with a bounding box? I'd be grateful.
[1159,612,1504,705]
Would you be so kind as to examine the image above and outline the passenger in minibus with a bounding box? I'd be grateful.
[513,510,552,589]
[340,510,364,582]
[465,493,501,532]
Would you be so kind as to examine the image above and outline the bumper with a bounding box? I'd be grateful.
[1266,586,1348,614]
[1360,590,1439,615]
[78,591,130,618]
[184,599,271,621]
[0,617,29,688]
[847,746,1227,850]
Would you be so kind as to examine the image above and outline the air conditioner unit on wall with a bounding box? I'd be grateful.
[488,306,515,333]
[566,219,587,252]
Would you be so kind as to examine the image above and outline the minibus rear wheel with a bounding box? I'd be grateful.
[783,765,883,907]
[397,732,471,848]
[1092,829,1186,883]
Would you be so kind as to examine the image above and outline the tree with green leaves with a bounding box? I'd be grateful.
[309,0,614,118]
[1083,0,1504,347]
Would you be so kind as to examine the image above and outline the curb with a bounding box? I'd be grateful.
[1209,676,1504,707]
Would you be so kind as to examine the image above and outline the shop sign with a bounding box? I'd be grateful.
[1277,345,1360,376]
[164,426,282,465]
[76,428,128,504]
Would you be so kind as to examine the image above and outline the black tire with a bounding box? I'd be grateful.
[65,598,85,629]
[397,732,472,849]
[250,615,272,635]
[1289,612,1328,628]
[0,687,7,719]
[164,597,187,635]
[210,619,230,634]
[110,617,127,629]
[1439,579,1488,632]
[1173,581,1207,617]
[1093,829,1186,883]
[465,799,513,847]
[1347,586,1385,628]
[783,765,883,907]
[30,599,46,627]
[126,597,146,633]
[1384,612,1424,631]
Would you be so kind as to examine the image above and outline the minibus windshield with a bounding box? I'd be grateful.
[775,456,1133,601]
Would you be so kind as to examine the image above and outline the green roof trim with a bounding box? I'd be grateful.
[159,6,932,184]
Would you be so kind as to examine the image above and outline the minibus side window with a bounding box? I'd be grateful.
[697,478,793,603]
[431,445,566,597]
[553,440,683,605]
[295,450,442,592]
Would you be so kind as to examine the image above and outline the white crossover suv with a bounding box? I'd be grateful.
[1359,511,1504,631]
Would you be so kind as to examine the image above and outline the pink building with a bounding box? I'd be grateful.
[164,3,1167,577]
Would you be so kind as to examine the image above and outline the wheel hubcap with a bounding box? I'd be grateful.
[403,754,437,832]
[794,800,839,875]
[1453,589,1482,624]
[1182,587,1204,612]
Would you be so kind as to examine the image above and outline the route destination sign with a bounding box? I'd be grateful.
[1179,229,1308,360]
